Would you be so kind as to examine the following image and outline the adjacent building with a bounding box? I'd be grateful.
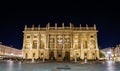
[113,45,120,61]
[101,48,113,60]
[101,44,120,61]
[0,42,22,59]
[22,23,99,61]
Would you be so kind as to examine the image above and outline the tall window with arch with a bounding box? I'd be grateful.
[32,40,37,49]
[83,40,87,49]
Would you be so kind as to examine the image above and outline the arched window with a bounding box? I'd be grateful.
[40,41,44,48]
[83,40,87,49]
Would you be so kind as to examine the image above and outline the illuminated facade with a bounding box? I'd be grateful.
[102,45,120,61]
[22,23,99,61]
[0,43,22,58]
[112,45,120,61]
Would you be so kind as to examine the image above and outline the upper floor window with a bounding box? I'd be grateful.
[90,35,94,38]
[27,36,30,38]
[34,35,37,38]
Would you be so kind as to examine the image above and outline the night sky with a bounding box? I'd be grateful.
[0,1,120,49]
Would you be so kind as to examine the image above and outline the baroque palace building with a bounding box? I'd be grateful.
[22,23,99,61]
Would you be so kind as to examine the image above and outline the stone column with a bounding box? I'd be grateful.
[80,36,83,59]
[81,50,84,60]
[22,34,26,50]
[39,33,41,49]
[46,33,49,49]
[94,33,98,50]
[30,33,33,59]
[87,50,91,59]
[54,50,57,59]
[45,33,48,48]
[54,34,57,59]
[55,34,57,49]
[46,34,49,59]
[48,34,49,48]
[62,35,64,49]
[70,33,73,60]
[86,33,89,49]
[70,33,73,48]
[95,33,99,59]
[42,51,45,62]
[31,33,33,50]
[79,34,81,58]
[74,54,77,62]
[62,35,65,59]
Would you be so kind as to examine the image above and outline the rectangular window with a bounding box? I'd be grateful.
[34,36,37,38]
[27,36,30,38]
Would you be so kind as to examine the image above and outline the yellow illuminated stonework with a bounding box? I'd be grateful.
[22,23,99,61]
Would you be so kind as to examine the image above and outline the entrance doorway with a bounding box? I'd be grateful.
[64,51,70,61]
[49,51,55,60]
[57,49,62,57]
[56,49,63,61]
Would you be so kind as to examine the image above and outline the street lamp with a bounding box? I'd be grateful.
[107,51,111,60]
[85,55,87,63]
[10,53,14,56]
[74,54,77,63]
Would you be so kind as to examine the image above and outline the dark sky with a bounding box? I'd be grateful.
[0,1,120,49]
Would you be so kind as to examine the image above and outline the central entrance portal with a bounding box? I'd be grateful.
[49,34,71,61]
[57,49,63,61]
[57,49,62,57]
[56,43,63,61]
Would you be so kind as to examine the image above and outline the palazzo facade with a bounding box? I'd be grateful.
[22,23,99,61]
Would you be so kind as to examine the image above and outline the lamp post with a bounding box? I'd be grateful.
[32,57,34,63]
[42,54,44,62]
[85,55,87,63]
[74,55,77,63]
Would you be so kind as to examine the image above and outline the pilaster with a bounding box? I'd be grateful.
[62,34,64,49]
[70,33,73,48]
[55,34,57,49]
